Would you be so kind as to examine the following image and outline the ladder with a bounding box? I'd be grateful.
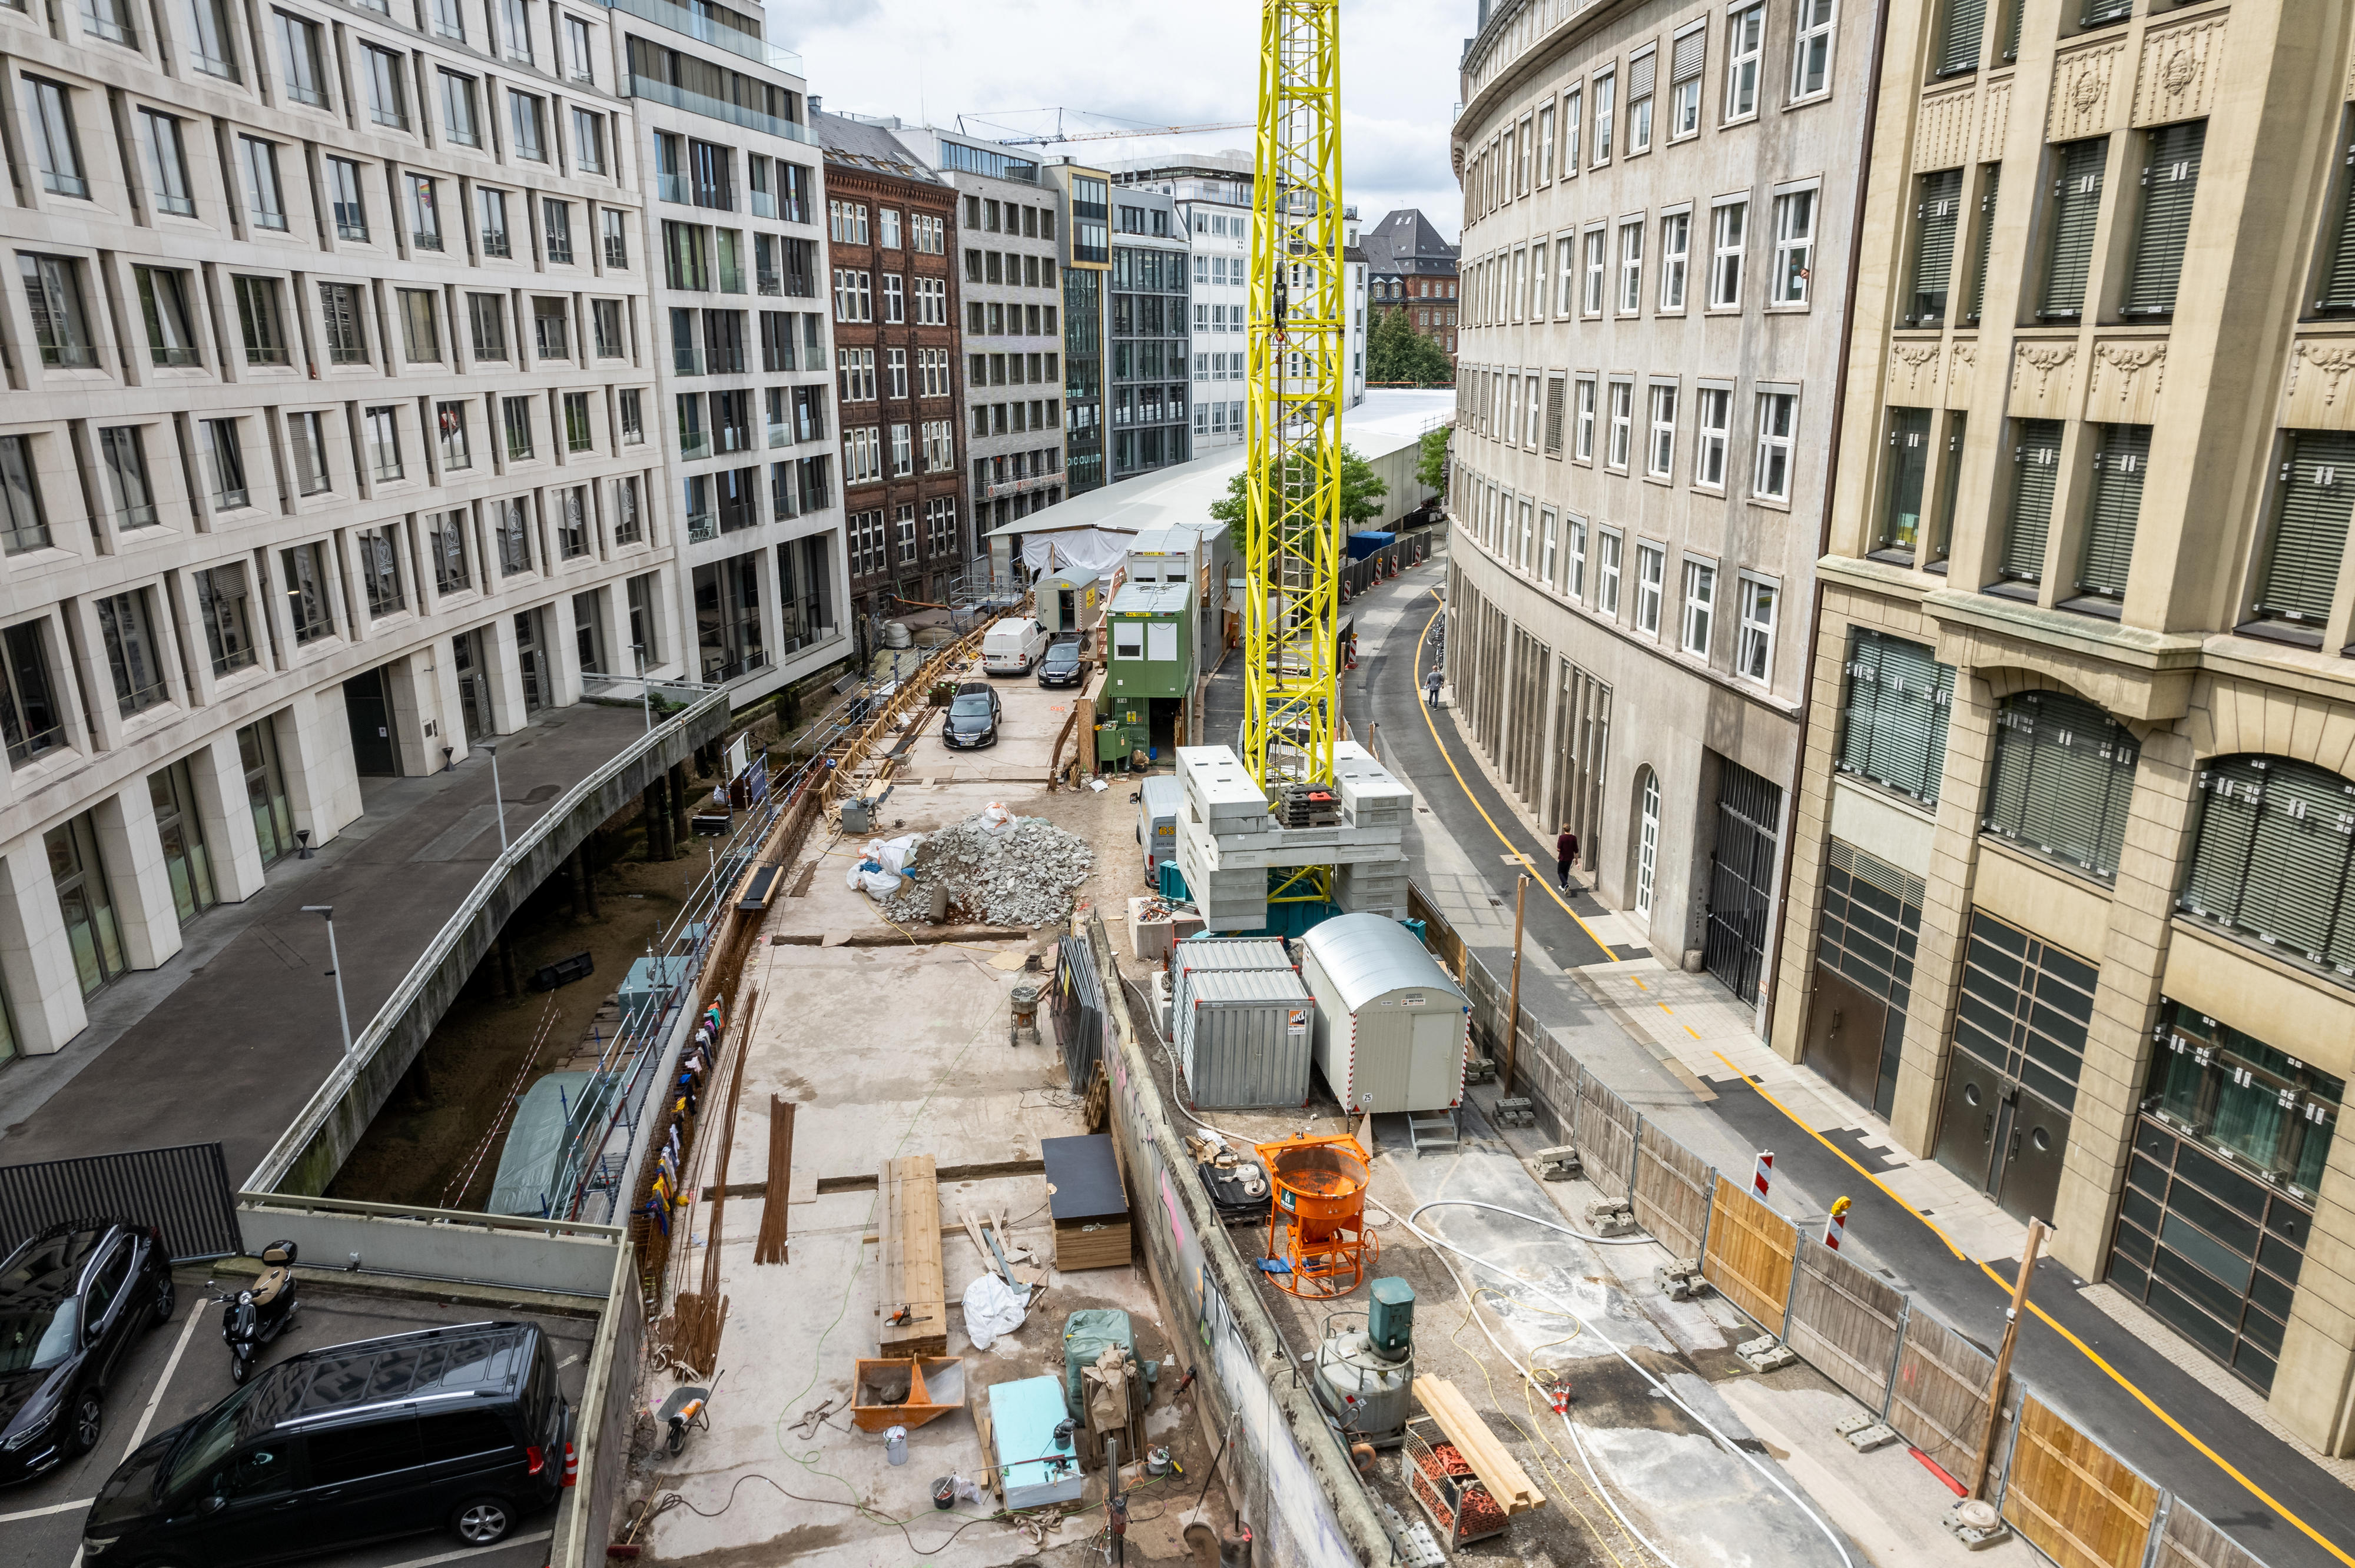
[1407,1110,1459,1157]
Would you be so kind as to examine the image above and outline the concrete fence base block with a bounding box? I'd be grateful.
[1531,1145,1582,1180]
[1493,1097,1537,1127]
[1586,1200,1637,1237]
[1736,1335,1799,1372]
[1943,1500,2012,1550]
[1654,1258,1705,1300]
[1833,1414,1900,1453]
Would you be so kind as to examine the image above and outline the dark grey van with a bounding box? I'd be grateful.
[83,1321,568,1566]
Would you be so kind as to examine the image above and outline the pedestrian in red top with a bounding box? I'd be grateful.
[1556,826,1579,891]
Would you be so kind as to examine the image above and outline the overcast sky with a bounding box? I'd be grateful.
[767,0,1467,244]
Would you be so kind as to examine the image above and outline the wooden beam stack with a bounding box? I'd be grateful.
[1411,1375,1546,1516]
[878,1154,947,1356]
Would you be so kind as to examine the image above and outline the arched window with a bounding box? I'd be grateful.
[1980,689,2139,881]
[2179,755,2355,976]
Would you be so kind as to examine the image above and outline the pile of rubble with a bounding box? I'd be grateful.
[884,810,1096,929]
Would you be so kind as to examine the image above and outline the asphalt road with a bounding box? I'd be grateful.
[1,1271,591,1568]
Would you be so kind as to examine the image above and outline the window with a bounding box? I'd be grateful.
[284,410,329,494]
[1581,229,1606,314]
[565,391,592,452]
[234,275,287,365]
[1537,104,1556,184]
[1680,559,1715,655]
[0,620,62,759]
[492,498,531,575]
[283,542,335,641]
[2042,138,2107,320]
[566,15,594,81]
[2078,423,2150,602]
[1628,51,1655,153]
[1575,377,1596,460]
[1634,542,1665,634]
[1670,23,1706,137]
[319,282,369,364]
[498,0,532,61]
[1617,221,1644,313]
[556,487,588,556]
[397,290,439,364]
[363,405,402,480]
[1660,212,1690,310]
[439,72,479,147]
[430,0,464,39]
[879,207,901,249]
[1790,0,1835,101]
[1591,71,1615,164]
[240,137,286,230]
[18,254,94,370]
[436,400,471,470]
[429,510,470,592]
[478,188,511,257]
[593,300,623,360]
[1771,190,1816,304]
[832,268,872,322]
[2001,417,2064,583]
[1646,384,1677,477]
[1837,628,1956,801]
[324,157,367,241]
[1567,518,1588,599]
[502,395,534,460]
[509,90,545,161]
[1983,689,2140,879]
[620,388,645,445]
[96,592,165,715]
[571,110,605,175]
[2123,121,2203,318]
[1607,381,1633,470]
[276,12,324,107]
[409,176,442,251]
[1710,201,1746,307]
[136,111,194,217]
[1735,578,1778,683]
[467,293,508,360]
[135,268,201,367]
[357,526,403,614]
[1939,0,1985,75]
[79,0,134,42]
[184,0,240,78]
[883,274,904,324]
[2180,755,2355,979]
[1753,390,1795,500]
[1543,375,1565,457]
[603,209,630,270]
[613,477,642,544]
[360,44,407,128]
[1967,165,2002,323]
[195,566,257,676]
[26,79,87,200]
[2253,430,2355,629]
[533,293,569,358]
[98,428,156,528]
[1907,170,1963,326]
[1695,386,1730,489]
[1881,407,1931,552]
[1726,3,1763,119]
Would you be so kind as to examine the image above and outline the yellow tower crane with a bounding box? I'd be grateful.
[1243,0,1346,906]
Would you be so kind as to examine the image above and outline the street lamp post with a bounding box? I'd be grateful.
[485,742,508,851]
[302,905,353,1057]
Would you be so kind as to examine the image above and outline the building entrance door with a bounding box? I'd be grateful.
[343,667,398,775]
[1803,966,1890,1112]
[515,611,546,713]
[1703,760,1782,1004]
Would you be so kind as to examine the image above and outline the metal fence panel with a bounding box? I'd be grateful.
[1783,1238,1907,1413]
[1701,1174,1799,1332]
[1631,1123,1711,1261]
[0,1142,241,1261]
[2001,1394,2160,1568]
[1575,1075,1638,1203]
[1888,1311,1997,1489]
[2155,1501,2272,1568]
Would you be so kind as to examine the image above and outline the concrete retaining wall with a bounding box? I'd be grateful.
[235,1194,622,1296]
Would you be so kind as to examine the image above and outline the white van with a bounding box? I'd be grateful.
[981,616,1049,675]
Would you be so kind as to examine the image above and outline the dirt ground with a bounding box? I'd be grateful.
[329,843,687,1210]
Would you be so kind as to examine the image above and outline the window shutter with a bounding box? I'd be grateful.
[2320,139,2355,314]
[2078,424,2151,599]
[1909,170,1963,323]
[2181,762,2264,922]
[2256,431,2355,623]
[1939,0,1986,75]
[2079,0,2130,24]
[2001,0,2024,59]
[2182,756,2355,974]
[1628,49,1656,99]
[1543,376,1565,456]
[2041,139,2106,318]
[2002,418,2062,581]
[1671,26,1705,82]
[1988,691,2137,878]
[1839,629,1954,804]
[1968,165,2001,322]
[2122,120,2204,317]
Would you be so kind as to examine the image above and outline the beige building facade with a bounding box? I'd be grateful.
[1447,0,1875,1011]
[1775,0,2355,1453]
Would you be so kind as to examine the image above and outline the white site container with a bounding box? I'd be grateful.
[1298,913,1470,1115]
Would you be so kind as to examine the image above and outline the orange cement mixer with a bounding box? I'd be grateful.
[1256,1134,1376,1297]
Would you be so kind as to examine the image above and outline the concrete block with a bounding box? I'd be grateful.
[1834,1414,1899,1452]
[1943,1500,2011,1550]
[1736,1336,1798,1373]
[1586,1200,1636,1237]
[1531,1145,1580,1178]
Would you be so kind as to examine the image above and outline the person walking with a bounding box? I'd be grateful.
[1424,667,1442,707]
[1556,825,1580,891]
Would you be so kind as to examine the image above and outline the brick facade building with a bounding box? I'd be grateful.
[1362,208,1460,357]
[814,112,967,624]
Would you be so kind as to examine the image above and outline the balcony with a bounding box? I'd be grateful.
[626,74,812,145]
[601,0,803,74]
[749,191,777,220]
[767,420,790,449]
[656,171,691,203]
[686,509,718,542]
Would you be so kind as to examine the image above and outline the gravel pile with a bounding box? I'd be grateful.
[884,813,1096,928]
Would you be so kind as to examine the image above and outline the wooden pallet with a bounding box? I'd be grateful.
[878,1155,946,1356]
[1410,1375,1545,1516]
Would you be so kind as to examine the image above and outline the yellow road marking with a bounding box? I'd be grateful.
[1711,1050,2355,1568]
[1684,1025,1702,1040]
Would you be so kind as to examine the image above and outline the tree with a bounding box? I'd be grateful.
[1417,425,1452,499]
[1208,444,1391,553]
[1366,305,1457,387]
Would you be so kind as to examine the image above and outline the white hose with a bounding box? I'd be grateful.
[1402,1199,1856,1568]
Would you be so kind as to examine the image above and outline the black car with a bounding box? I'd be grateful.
[943,682,1001,748]
[1037,640,1086,688]
[85,1321,569,1566]
[0,1221,174,1485]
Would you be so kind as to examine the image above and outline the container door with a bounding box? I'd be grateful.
[1405,1009,1465,1110]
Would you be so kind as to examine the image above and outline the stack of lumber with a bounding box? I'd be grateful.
[1041,1134,1131,1271]
[877,1155,946,1356]
[1411,1375,1545,1516]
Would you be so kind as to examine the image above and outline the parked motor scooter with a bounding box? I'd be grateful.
[205,1240,301,1384]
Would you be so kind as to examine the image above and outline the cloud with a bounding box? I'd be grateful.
[767,0,1462,242]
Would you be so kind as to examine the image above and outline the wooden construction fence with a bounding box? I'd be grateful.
[2155,1503,2273,1568]
[1886,1308,1999,1488]
[1782,1238,1907,1413]
[1574,1075,1638,1203]
[2001,1395,2161,1568]
[1700,1175,1799,1333]
[1630,1122,1711,1262]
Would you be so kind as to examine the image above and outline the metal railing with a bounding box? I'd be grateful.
[244,685,730,1195]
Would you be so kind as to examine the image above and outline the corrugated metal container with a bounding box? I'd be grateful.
[1171,937,1293,1015]
[1178,967,1315,1109]
[1298,913,1468,1114]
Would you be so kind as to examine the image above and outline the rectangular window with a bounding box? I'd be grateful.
[1607,381,1633,470]
[613,477,642,543]
[96,591,165,714]
[1543,375,1565,457]
[2077,423,2150,601]
[409,175,442,251]
[1710,200,1746,307]
[1726,4,1763,119]
[499,0,532,61]
[2042,138,2107,319]
[1634,542,1666,635]
[1598,529,1624,614]
[495,498,531,574]
[397,288,439,362]
[26,79,86,200]
[436,400,471,470]
[1838,629,1956,802]
[233,275,287,365]
[543,199,573,263]
[556,487,587,556]
[1983,690,2139,880]
[1575,378,1596,460]
[324,157,367,241]
[276,12,324,107]
[603,209,629,269]
[1772,189,1816,304]
[1627,51,1654,154]
[429,510,470,592]
[195,566,256,677]
[1567,518,1588,599]
[79,0,134,42]
[467,293,507,360]
[1647,384,1677,477]
[1967,165,2002,322]
[19,253,94,368]
[1537,102,1556,183]
[2122,120,2203,318]
[1790,0,1835,101]
[1591,71,1615,164]
[1659,212,1690,310]
[478,188,510,257]
[571,109,605,174]
[1753,390,1796,499]
[1617,220,1644,313]
[240,136,286,230]
[319,281,369,364]
[430,0,465,41]
[1581,229,1606,314]
[283,541,334,641]
[509,91,544,161]
[363,404,402,480]
[356,525,403,614]
[1680,559,1715,655]
[288,410,329,493]
[593,299,623,359]
[136,111,194,217]
[566,15,594,82]
[360,44,407,128]
[135,268,201,367]
[502,395,533,459]
[440,71,479,146]
[621,388,645,445]
[2001,417,2064,582]
[1670,22,1706,137]
[565,391,592,451]
[1909,170,1963,325]
[0,620,62,759]
[2254,430,2355,627]
[185,0,240,78]
[1736,578,1778,683]
[1939,0,1985,75]
[98,428,156,529]
[1882,407,1932,553]
[1695,386,1730,489]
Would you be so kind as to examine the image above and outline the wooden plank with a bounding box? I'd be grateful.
[878,1154,946,1356]
[1411,1374,1545,1516]
[2001,1396,2158,1568]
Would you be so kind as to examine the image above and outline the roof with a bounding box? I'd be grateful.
[1300,913,1465,1013]
[240,1322,536,1439]
[812,110,942,182]
[1362,209,1460,278]
[1110,583,1191,616]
